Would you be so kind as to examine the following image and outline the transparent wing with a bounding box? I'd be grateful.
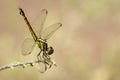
[32,9,48,38]
[21,38,37,56]
[40,23,62,40]
[35,62,47,73]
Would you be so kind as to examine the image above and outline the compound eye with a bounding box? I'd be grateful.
[47,46,54,55]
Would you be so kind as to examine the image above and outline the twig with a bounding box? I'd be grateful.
[0,60,42,71]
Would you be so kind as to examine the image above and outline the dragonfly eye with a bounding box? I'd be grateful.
[47,46,54,55]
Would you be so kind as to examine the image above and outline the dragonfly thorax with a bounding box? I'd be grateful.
[38,38,46,43]
[36,39,46,49]
[36,39,54,55]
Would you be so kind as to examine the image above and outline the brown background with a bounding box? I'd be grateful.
[0,0,120,80]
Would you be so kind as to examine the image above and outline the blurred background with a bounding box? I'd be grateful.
[0,0,120,80]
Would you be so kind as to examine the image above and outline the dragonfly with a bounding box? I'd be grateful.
[19,8,62,72]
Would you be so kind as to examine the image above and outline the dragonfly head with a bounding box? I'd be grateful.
[47,46,54,55]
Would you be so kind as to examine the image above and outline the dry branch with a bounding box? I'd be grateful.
[0,60,42,71]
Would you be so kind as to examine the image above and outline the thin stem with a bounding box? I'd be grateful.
[0,60,42,71]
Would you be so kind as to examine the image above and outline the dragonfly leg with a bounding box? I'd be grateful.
[37,51,54,71]
[37,50,42,62]
[42,51,54,68]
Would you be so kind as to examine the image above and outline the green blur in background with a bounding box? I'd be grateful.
[0,0,120,80]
